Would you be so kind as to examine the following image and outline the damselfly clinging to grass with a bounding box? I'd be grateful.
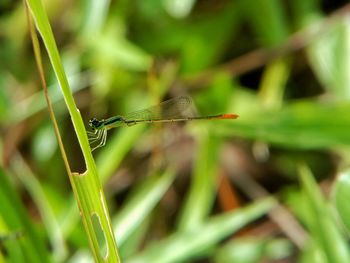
[88,96,238,151]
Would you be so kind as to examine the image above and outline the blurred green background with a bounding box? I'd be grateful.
[1,0,350,262]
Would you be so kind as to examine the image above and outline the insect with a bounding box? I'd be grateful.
[88,96,238,151]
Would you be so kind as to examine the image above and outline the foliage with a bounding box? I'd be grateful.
[1,0,350,262]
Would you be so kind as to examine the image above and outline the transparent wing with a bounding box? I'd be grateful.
[124,96,194,121]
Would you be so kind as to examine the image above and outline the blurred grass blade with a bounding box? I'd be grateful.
[89,25,152,71]
[332,168,350,233]
[242,0,289,46]
[177,135,220,232]
[119,217,151,259]
[0,167,51,262]
[80,0,110,34]
[10,152,67,262]
[97,125,146,183]
[10,71,92,124]
[163,0,196,18]
[178,74,234,232]
[180,1,240,73]
[307,19,350,99]
[126,197,276,263]
[215,99,350,149]
[114,169,175,246]
[214,237,293,263]
[298,164,350,263]
[258,57,290,110]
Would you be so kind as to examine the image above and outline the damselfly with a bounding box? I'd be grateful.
[88,96,238,151]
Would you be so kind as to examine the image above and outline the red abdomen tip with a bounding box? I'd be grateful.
[221,113,239,119]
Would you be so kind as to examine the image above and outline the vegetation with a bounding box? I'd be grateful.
[1,0,350,262]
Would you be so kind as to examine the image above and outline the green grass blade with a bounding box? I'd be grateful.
[126,197,276,263]
[298,164,350,263]
[25,0,120,261]
[114,169,175,246]
[0,167,51,263]
[214,99,350,149]
[177,135,220,232]
[332,168,350,233]
[10,152,67,262]
[97,125,146,183]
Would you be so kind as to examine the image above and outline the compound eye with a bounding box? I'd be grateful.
[89,118,97,126]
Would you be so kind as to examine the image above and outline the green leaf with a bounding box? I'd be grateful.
[214,99,350,149]
[114,169,176,246]
[0,167,51,263]
[126,198,276,263]
[298,164,350,263]
[333,168,350,233]
[25,0,121,261]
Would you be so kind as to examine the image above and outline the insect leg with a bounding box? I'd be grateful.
[91,130,107,151]
[89,129,103,142]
